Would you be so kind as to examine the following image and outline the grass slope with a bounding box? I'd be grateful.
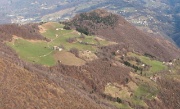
[104,71,160,109]
[7,22,111,66]
[128,52,167,75]
[7,39,55,66]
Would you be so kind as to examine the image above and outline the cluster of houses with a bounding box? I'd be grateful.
[163,61,173,66]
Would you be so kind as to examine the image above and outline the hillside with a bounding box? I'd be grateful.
[0,10,180,109]
[0,26,118,109]
[0,58,112,109]
[64,9,180,61]
[0,24,131,108]
[1,0,180,47]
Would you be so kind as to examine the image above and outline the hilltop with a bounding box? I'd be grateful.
[64,9,180,61]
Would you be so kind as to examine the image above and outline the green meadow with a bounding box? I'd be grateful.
[7,22,110,66]
[128,52,167,74]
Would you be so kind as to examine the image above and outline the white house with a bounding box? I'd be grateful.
[53,46,63,51]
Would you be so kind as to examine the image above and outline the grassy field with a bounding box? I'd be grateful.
[7,22,111,66]
[130,82,158,108]
[104,72,160,109]
[7,39,55,66]
[104,80,157,108]
[105,83,131,100]
[130,72,159,107]
[128,52,167,75]
[41,22,109,51]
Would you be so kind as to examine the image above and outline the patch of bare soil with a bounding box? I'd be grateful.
[54,51,86,66]
[38,25,47,33]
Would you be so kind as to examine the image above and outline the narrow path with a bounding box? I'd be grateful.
[46,31,74,48]
[39,51,54,57]
[28,30,77,60]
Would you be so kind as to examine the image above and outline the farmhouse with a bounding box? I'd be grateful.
[150,74,161,82]
[56,28,64,31]
[163,62,173,66]
[53,46,63,51]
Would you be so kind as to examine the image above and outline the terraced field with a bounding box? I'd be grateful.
[7,22,112,66]
[105,72,159,109]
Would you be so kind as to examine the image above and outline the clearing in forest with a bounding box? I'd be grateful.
[7,22,112,66]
